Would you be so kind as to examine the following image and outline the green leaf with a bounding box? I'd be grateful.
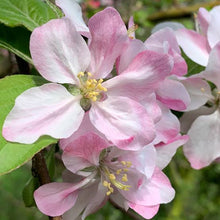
[0,75,57,176]
[0,23,32,64]
[22,177,39,207]
[0,0,58,31]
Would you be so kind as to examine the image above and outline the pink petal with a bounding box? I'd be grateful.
[202,42,220,90]
[105,50,173,102]
[184,110,220,169]
[155,135,189,169]
[116,39,146,74]
[88,7,128,78]
[156,78,190,111]
[129,203,160,219]
[180,106,215,133]
[56,0,90,38]
[181,77,212,111]
[120,168,175,206]
[176,29,210,66]
[34,182,78,216]
[154,103,180,144]
[30,18,90,84]
[90,96,155,150]
[60,112,105,150]
[207,6,220,48]
[62,132,109,173]
[196,7,210,36]
[2,83,84,143]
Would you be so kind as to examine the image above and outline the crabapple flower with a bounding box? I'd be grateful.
[3,7,173,151]
[34,133,175,219]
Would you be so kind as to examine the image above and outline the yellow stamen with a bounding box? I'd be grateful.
[116,169,122,175]
[121,161,126,166]
[103,180,108,187]
[122,174,128,182]
[109,173,116,180]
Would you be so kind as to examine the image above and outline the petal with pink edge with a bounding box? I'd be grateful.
[56,0,90,38]
[197,7,210,36]
[90,96,155,150]
[88,7,128,78]
[154,103,180,144]
[155,135,189,169]
[129,203,160,219]
[105,50,173,102]
[202,42,220,90]
[34,182,78,216]
[207,6,220,48]
[181,77,212,111]
[2,83,84,144]
[62,132,109,173]
[120,168,175,206]
[60,112,106,151]
[30,18,90,84]
[184,110,220,169]
[156,78,190,111]
[176,29,210,66]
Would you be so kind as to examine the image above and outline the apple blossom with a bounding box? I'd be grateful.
[34,132,175,219]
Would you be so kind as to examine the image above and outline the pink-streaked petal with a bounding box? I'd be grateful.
[88,7,128,78]
[207,6,220,48]
[176,29,210,66]
[145,27,180,54]
[180,106,215,133]
[30,18,90,84]
[2,84,84,144]
[116,39,146,74]
[120,168,175,206]
[81,182,108,219]
[154,103,180,144]
[196,7,210,36]
[155,135,189,169]
[60,112,105,151]
[119,144,156,179]
[184,110,220,169]
[90,96,155,150]
[34,182,78,216]
[62,132,109,173]
[56,0,90,38]
[181,77,212,111]
[63,181,100,220]
[105,50,173,101]
[202,42,220,90]
[156,78,190,111]
[129,203,160,219]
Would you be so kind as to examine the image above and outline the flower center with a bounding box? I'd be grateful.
[101,160,132,196]
[77,72,107,102]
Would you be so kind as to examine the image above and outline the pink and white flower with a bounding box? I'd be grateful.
[3,7,173,151]
[34,132,175,219]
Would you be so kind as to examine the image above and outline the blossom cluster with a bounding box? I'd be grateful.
[2,0,220,219]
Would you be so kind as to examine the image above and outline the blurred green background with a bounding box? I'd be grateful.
[1,0,220,219]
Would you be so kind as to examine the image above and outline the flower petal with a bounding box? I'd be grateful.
[3,83,84,143]
[30,18,90,84]
[88,7,128,78]
[207,6,220,48]
[34,182,78,216]
[62,132,109,173]
[56,0,90,37]
[202,42,220,90]
[176,29,210,66]
[196,7,210,36]
[104,50,173,101]
[90,96,155,150]
[128,203,160,219]
[156,78,191,111]
[184,110,220,169]
[155,135,189,169]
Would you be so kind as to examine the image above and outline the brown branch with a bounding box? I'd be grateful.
[32,151,62,220]
[148,1,220,21]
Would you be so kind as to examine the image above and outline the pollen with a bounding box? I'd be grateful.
[77,71,107,102]
[109,173,116,180]
[121,174,128,182]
